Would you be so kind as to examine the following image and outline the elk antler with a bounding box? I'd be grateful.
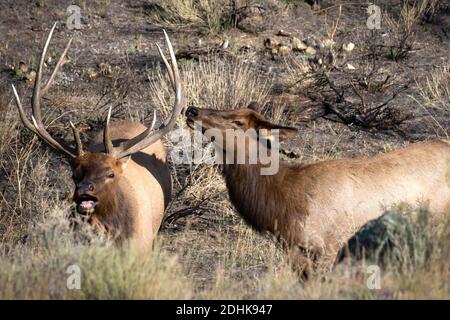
[103,30,184,159]
[11,22,79,158]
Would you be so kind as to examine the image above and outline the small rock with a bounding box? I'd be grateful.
[220,39,229,49]
[25,70,36,82]
[347,63,356,70]
[343,42,355,52]
[264,37,279,49]
[291,37,307,51]
[238,15,267,33]
[278,45,291,56]
[303,37,318,48]
[305,46,316,56]
[277,29,291,37]
[18,62,28,74]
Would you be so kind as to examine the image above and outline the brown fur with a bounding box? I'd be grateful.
[72,121,171,249]
[11,25,180,251]
[186,105,450,272]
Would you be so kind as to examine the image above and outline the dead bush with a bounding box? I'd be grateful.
[145,0,276,35]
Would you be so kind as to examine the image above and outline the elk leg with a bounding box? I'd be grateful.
[286,240,326,279]
[287,246,313,279]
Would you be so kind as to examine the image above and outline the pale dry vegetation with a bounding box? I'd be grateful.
[0,196,448,299]
[145,0,281,35]
[148,56,270,221]
[0,56,449,298]
[146,0,231,35]
[0,0,449,300]
[417,63,450,111]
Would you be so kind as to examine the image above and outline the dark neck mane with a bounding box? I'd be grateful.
[222,162,308,245]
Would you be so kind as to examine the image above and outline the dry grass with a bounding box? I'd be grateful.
[0,91,16,155]
[146,56,271,217]
[0,196,448,299]
[384,0,440,60]
[411,63,450,138]
[148,56,271,117]
[146,0,230,35]
[0,206,193,299]
[1,5,449,298]
[1,75,448,299]
[417,63,450,111]
[402,0,442,23]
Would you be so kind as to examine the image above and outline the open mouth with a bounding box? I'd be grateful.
[186,117,195,129]
[186,117,208,133]
[75,194,98,215]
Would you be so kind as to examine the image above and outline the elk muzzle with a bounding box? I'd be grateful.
[185,106,200,129]
[74,181,98,215]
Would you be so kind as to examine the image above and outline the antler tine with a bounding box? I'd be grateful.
[41,36,73,97]
[11,23,77,159]
[12,82,76,158]
[30,115,76,158]
[70,121,84,156]
[103,107,114,154]
[32,22,57,124]
[163,29,181,105]
[113,30,184,159]
[11,85,38,135]
[156,43,175,92]
[150,110,157,130]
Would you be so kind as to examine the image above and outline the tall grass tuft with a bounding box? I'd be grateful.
[0,204,192,299]
[146,0,231,35]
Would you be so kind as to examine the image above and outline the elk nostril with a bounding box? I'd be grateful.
[185,106,198,117]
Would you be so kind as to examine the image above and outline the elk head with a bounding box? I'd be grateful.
[70,151,128,216]
[12,23,183,217]
[185,103,298,160]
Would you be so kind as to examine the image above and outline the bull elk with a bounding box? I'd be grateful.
[185,104,450,273]
[11,23,184,249]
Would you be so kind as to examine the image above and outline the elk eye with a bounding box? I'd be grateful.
[232,120,243,126]
[108,173,115,178]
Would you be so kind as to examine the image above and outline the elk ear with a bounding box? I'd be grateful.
[276,125,298,141]
[247,101,262,113]
[118,156,131,170]
[257,120,298,141]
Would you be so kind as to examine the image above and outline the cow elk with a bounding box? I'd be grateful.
[185,104,450,274]
[11,23,184,249]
